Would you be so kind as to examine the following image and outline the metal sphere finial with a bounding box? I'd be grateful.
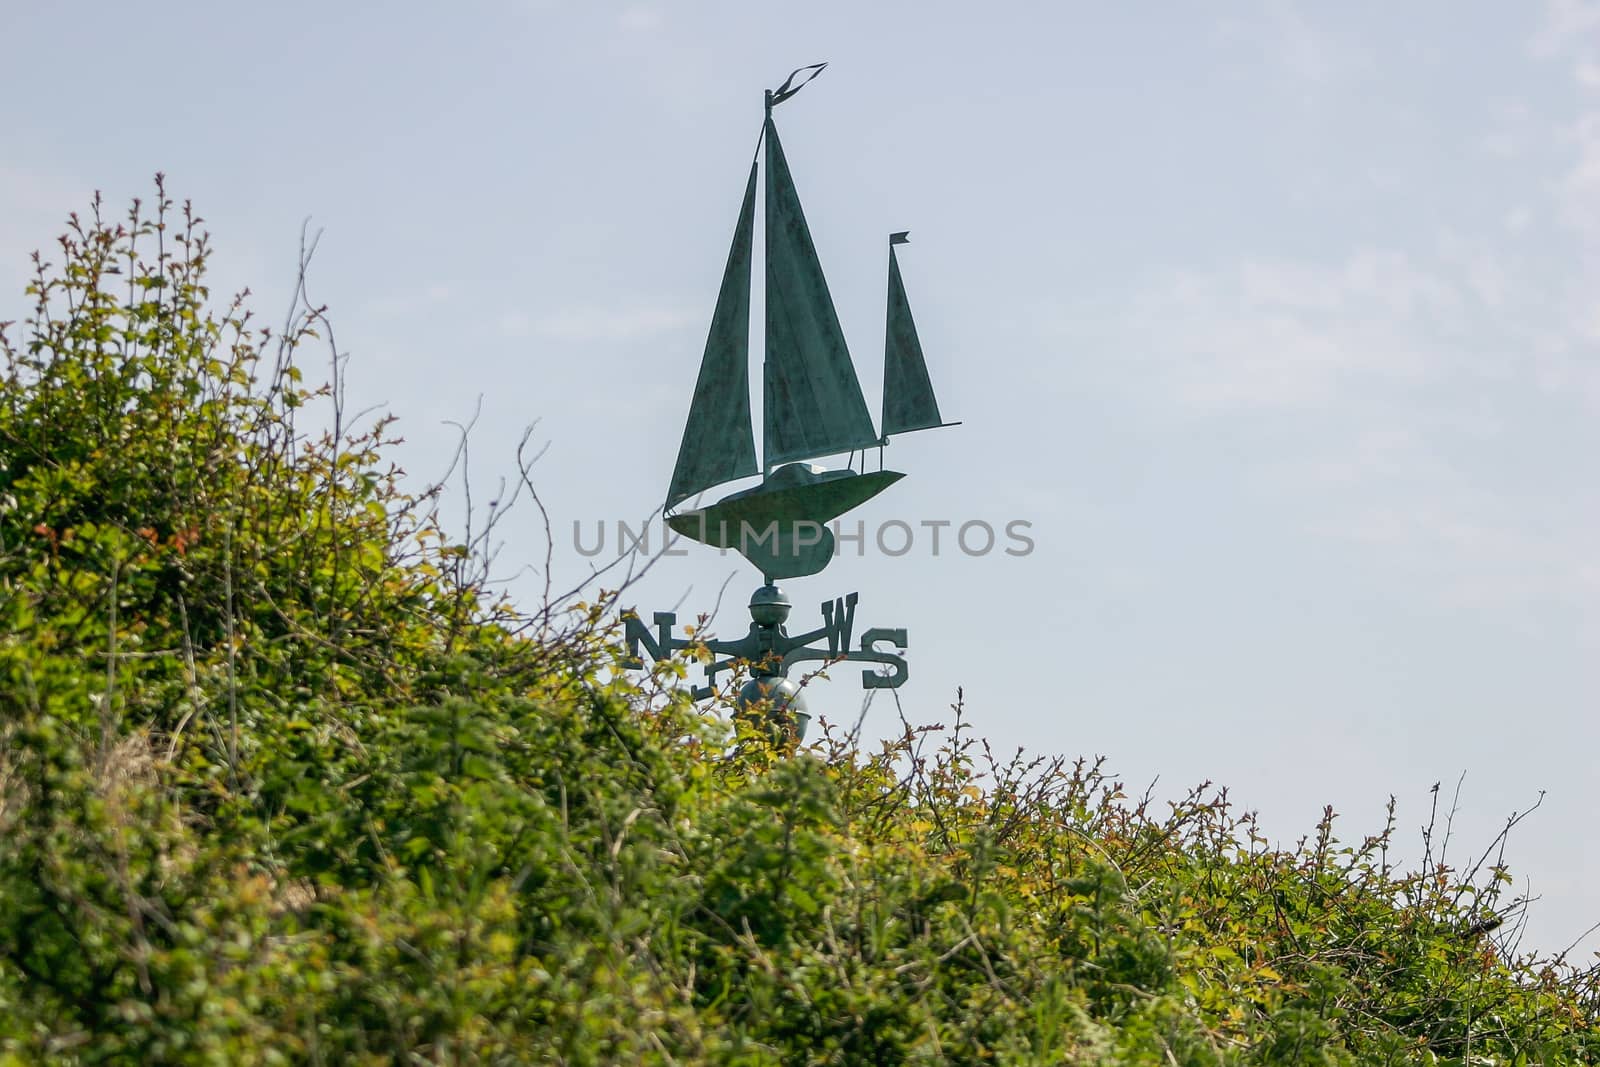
[748,583,791,627]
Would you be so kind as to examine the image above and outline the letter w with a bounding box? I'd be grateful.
[821,593,858,657]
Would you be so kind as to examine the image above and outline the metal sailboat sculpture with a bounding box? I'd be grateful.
[665,66,956,579]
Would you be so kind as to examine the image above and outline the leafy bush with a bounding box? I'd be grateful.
[0,183,1595,1064]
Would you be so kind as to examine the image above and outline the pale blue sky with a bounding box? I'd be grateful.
[5,1,1597,956]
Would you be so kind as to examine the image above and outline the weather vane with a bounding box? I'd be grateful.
[624,63,958,738]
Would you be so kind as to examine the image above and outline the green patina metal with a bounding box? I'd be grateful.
[883,233,956,438]
[661,67,954,567]
[665,466,904,579]
[622,584,910,738]
[665,163,758,511]
[762,111,881,469]
[637,64,959,710]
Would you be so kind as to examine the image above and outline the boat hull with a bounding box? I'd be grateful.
[667,468,904,578]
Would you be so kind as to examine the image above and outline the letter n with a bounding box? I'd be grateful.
[622,610,677,668]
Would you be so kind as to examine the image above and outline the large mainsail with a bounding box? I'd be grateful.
[665,163,760,510]
[881,233,945,437]
[763,117,881,469]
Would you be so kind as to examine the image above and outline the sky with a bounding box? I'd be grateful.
[4,1,1597,958]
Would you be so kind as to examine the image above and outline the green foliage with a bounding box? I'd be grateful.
[0,184,1596,1064]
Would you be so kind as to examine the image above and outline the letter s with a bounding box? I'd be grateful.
[857,627,908,689]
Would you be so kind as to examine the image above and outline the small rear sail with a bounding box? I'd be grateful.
[881,233,946,437]
[763,117,882,468]
[666,163,760,511]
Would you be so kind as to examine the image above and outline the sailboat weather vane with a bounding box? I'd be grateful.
[624,63,957,737]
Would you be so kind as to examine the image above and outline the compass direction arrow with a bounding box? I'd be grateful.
[622,583,907,728]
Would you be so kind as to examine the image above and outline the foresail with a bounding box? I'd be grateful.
[666,163,759,511]
[881,238,945,437]
[763,118,881,468]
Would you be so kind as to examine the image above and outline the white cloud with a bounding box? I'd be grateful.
[1285,416,1597,627]
[1292,427,1447,488]
[615,5,663,33]
[357,281,457,322]
[1476,102,1557,160]
[1556,113,1600,238]
[497,310,532,337]
[1212,1,1369,85]
[529,304,696,342]
[1529,0,1600,58]
[1123,249,1461,414]
[1088,181,1598,616]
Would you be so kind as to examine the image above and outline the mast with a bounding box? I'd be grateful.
[761,95,881,469]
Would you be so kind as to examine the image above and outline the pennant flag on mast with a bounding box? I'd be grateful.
[769,62,827,108]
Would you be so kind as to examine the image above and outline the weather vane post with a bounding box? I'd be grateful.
[624,64,957,739]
